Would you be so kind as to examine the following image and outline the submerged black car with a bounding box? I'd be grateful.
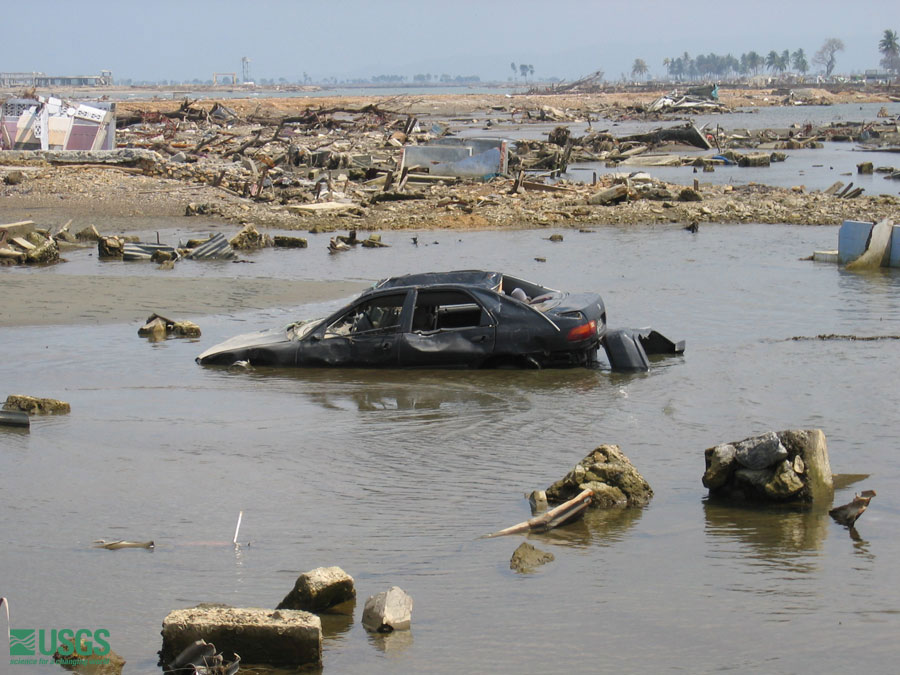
[196,270,611,369]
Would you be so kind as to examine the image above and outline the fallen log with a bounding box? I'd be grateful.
[485,488,593,537]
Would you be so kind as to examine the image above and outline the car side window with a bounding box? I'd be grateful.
[326,294,405,337]
[413,290,491,332]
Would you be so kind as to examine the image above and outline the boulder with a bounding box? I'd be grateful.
[3,394,70,414]
[229,224,272,250]
[510,542,554,573]
[273,235,308,248]
[361,587,413,633]
[678,188,703,202]
[98,236,124,259]
[24,233,60,264]
[588,184,628,205]
[545,445,652,507]
[54,637,125,675]
[159,606,321,668]
[703,429,832,503]
[75,225,102,241]
[276,566,356,613]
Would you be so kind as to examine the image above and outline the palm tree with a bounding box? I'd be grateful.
[880,29,900,73]
[765,50,780,73]
[746,51,763,75]
[792,49,809,75]
[631,58,649,80]
[662,57,672,80]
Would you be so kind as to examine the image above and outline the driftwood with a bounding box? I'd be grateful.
[486,488,593,537]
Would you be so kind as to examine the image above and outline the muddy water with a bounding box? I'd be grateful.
[2,223,900,673]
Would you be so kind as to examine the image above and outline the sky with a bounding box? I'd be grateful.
[3,0,896,83]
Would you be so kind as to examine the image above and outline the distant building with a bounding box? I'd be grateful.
[1,70,113,87]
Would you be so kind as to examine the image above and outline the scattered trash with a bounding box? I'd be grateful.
[829,490,876,528]
[138,313,201,339]
[93,540,154,550]
[163,638,240,675]
[0,410,30,429]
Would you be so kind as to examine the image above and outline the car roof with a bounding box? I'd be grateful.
[370,270,503,292]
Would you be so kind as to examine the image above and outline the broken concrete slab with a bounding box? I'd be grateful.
[510,542,555,573]
[159,606,322,668]
[287,202,356,215]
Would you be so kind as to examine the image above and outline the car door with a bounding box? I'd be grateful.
[398,288,496,367]
[300,292,408,367]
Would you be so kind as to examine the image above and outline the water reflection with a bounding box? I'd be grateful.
[366,628,413,655]
[703,501,831,573]
[527,506,646,550]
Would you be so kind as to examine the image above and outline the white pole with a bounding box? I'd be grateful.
[233,511,243,547]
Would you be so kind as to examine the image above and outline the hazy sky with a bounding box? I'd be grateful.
[4,0,896,82]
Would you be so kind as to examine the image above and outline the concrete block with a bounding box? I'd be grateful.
[838,220,873,264]
[159,606,321,668]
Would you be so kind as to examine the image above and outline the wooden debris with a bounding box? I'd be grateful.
[486,488,593,537]
[829,490,876,528]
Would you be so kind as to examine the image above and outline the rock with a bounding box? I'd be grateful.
[738,153,771,167]
[857,162,874,175]
[734,431,788,470]
[548,126,570,147]
[510,542,555,573]
[24,233,60,264]
[273,235,308,248]
[588,184,628,205]
[172,321,201,337]
[548,233,564,242]
[75,225,102,241]
[54,636,125,675]
[4,170,26,185]
[138,315,169,339]
[545,445,652,507]
[3,394,70,414]
[169,152,187,163]
[229,224,272,250]
[361,233,389,248]
[151,249,174,263]
[702,443,736,489]
[764,460,805,499]
[678,188,703,202]
[98,236,124,259]
[276,566,356,613]
[528,489,548,512]
[703,429,832,503]
[361,587,413,633]
[159,606,321,668]
[877,106,890,118]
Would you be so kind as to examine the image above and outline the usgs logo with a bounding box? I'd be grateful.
[9,628,111,657]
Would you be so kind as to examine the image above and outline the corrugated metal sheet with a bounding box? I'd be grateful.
[187,233,235,260]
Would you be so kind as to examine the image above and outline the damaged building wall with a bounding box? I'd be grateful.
[0,97,116,151]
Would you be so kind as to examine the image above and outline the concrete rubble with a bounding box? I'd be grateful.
[2,94,898,240]
[159,605,322,669]
[702,429,833,503]
[137,313,201,339]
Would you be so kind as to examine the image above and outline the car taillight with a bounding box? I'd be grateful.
[567,320,597,341]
